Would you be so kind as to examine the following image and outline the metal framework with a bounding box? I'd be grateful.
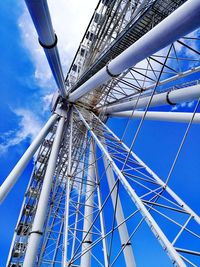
[1,0,200,266]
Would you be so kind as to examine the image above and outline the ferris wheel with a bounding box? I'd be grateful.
[1,0,200,266]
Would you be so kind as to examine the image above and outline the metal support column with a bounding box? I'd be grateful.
[94,148,109,267]
[63,111,73,266]
[102,145,136,267]
[100,84,200,114]
[0,113,58,203]
[80,140,95,267]
[23,116,65,267]
[110,111,200,124]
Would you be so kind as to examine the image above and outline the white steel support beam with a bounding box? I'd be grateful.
[69,0,200,102]
[80,140,95,267]
[63,112,73,266]
[100,84,200,114]
[0,113,58,203]
[102,142,136,267]
[25,0,66,98]
[110,111,200,124]
[23,116,65,267]
[76,107,187,267]
[94,154,109,267]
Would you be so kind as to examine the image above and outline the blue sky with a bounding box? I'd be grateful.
[0,1,199,266]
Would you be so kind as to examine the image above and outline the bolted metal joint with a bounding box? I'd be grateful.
[38,33,58,49]
[106,63,121,78]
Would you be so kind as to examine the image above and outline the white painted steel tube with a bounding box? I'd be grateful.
[102,150,136,267]
[101,84,200,114]
[111,111,200,124]
[69,0,200,102]
[23,116,65,267]
[63,112,73,266]
[80,141,95,267]
[0,114,58,204]
[94,157,109,267]
[25,0,66,98]
[76,107,186,267]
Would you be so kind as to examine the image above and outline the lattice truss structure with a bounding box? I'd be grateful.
[1,0,200,267]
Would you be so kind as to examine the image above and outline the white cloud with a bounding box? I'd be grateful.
[188,101,195,108]
[18,0,98,91]
[171,100,195,111]
[42,93,54,112]
[18,10,53,89]
[0,109,43,153]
